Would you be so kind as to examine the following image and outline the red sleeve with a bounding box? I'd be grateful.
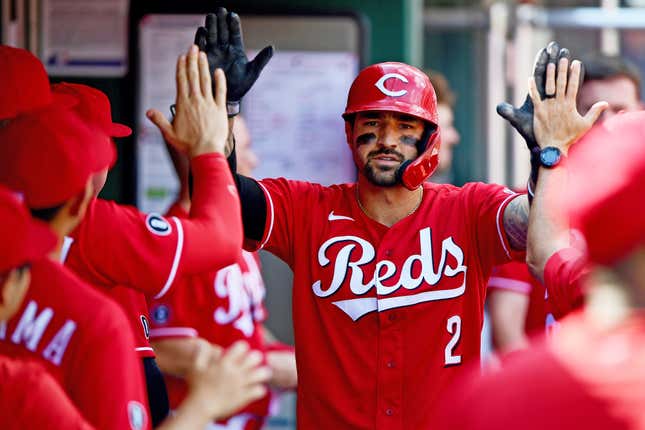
[487,261,533,295]
[466,183,526,270]
[543,248,587,319]
[71,153,242,299]
[247,178,318,267]
[0,359,95,430]
[71,298,151,430]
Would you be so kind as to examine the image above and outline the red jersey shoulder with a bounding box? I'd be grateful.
[67,198,182,297]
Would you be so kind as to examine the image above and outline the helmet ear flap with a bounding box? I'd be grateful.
[399,129,441,190]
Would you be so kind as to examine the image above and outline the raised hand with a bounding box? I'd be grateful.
[496,42,577,150]
[147,45,229,158]
[194,8,274,115]
[530,57,607,153]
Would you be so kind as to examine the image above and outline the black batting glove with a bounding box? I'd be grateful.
[194,8,274,117]
[496,42,582,199]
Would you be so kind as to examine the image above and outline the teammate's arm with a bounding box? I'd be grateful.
[524,57,607,281]
[152,337,216,378]
[487,288,529,352]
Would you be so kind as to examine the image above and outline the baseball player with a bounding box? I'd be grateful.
[0,187,269,430]
[148,117,296,429]
[1,44,245,425]
[525,52,644,320]
[435,63,645,430]
[191,10,589,429]
[0,107,151,430]
[148,238,273,430]
[0,186,94,430]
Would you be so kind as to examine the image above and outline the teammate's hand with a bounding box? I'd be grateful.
[184,340,271,421]
[194,8,274,114]
[147,45,229,158]
[530,57,607,154]
[497,42,582,184]
[266,350,298,390]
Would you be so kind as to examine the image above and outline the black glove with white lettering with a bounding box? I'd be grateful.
[194,8,274,117]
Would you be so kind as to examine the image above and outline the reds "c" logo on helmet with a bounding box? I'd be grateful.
[374,73,409,97]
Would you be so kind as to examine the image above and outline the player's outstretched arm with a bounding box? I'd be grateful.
[526,57,607,281]
[156,341,271,429]
[141,45,242,290]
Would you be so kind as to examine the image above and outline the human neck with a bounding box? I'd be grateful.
[47,213,79,263]
[356,177,423,227]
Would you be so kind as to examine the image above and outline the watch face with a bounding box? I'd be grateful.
[540,147,561,167]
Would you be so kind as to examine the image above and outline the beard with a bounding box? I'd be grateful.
[362,149,406,187]
[363,162,399,186]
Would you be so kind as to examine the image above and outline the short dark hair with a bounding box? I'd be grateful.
[30,204,65,222]
[581,53,642,92]
[425,69,456,107]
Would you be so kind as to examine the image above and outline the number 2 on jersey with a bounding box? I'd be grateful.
[444,315,462,366]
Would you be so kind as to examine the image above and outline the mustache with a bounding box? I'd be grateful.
[367,148,404,162]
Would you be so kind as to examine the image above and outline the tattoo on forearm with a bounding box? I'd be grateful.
[503,196,529,250]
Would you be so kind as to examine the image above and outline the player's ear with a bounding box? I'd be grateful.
[68,180,94,218]
[344,121,353,148]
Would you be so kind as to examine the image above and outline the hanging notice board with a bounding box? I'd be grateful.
[136,12,365,213]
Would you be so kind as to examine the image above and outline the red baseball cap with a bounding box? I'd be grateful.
[0,45,75,119]
[0,185,57,273]
[568,111,645,265]
[0,106,114,208]
[52,83,132,137]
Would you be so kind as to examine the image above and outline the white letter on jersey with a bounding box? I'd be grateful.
[11,301,53,351]
[313,236,375,297]
[214,264,255,337]
[42,320,77,366]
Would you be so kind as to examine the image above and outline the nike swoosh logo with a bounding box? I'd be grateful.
[328,211,355,222]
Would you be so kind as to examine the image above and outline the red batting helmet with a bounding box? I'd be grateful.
[342,62,441,190]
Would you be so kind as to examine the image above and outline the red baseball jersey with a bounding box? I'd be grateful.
[0,258,150,430]
[434,312,645,430]
[0,356,94,430]
[250,178,523,429]
[487,261,547,336]
[63,153,242,357]
[543,247,587,320]
[148,249,270,429]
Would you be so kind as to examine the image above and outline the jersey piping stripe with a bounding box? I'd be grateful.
[154,216,184,299]
[135,347,154,352]
[256,181,275,250]
[495,193,520,260]
[148,327,198,338]
[59,236,74,263]
[487,277,532,294]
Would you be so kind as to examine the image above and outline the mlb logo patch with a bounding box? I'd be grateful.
[151,305,170,324]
